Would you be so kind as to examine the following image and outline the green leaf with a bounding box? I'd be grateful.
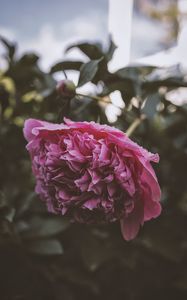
[0,35,16,61]
[27,239,64,255]
[21,216,70,239]
[50,60,83,73]
[16,192,36,217]
[115,65,155,81]
[143,65,187,90]
[105,38,117,62]
[142,93,161,119]
[102,80,132,95]
[78,58,103,87]
[145,65,182,82]
[4,207,16,222]
[73,228,114,271]
[0,192,7,210]
[19,53,39,65]
[66,42,103,60]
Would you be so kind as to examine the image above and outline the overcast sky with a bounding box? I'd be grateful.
[0,0,108,69]
[1,0,108,37]
[1,0,186,71]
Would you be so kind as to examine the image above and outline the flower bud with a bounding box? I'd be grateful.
[56,80,76,98]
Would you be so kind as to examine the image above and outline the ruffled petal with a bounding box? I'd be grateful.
[120,199,144,241]
[23,119,43,141]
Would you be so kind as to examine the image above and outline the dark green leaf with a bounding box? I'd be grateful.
[50,61,83,73]
[73,228,114,271]
[66,42,103,59]
[16,192,36,217]
[78,58,103,87]
[102,80,132,95]
[21,216,70,239]
[142,93,161,119]
[145,65,182,82]
[143,65,187,90]
[19,53,39,65]
[0,35,16,61]
[105,38,117,62]
[27,239,64,255]
[5,208,16,222]
[0,192,7,210]
[115,65,155,81]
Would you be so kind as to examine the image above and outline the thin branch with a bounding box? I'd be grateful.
[62,70,68,79]
[76,93,102,102]
[126,115,146,137]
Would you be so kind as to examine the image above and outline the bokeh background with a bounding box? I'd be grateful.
[0,0,108,70]
[0,1,187,300]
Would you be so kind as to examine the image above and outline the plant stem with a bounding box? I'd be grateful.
[62,70,68,79]
[126,115,146,137]
[76,93,103,102]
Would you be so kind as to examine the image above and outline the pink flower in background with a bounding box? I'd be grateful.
[23,118,161,241]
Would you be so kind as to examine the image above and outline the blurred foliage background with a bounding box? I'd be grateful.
[0,36,187,300]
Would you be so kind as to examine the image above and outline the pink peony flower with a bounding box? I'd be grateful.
[23,118,161,240]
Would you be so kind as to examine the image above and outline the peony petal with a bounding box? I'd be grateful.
[144,199,161,221]
[140,161,161,203]
[83,198,100,210]
[141,182,162,221]
[23,119,43,141]
[120,199,144,241]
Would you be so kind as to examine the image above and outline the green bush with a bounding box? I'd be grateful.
[0,37,187,300]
